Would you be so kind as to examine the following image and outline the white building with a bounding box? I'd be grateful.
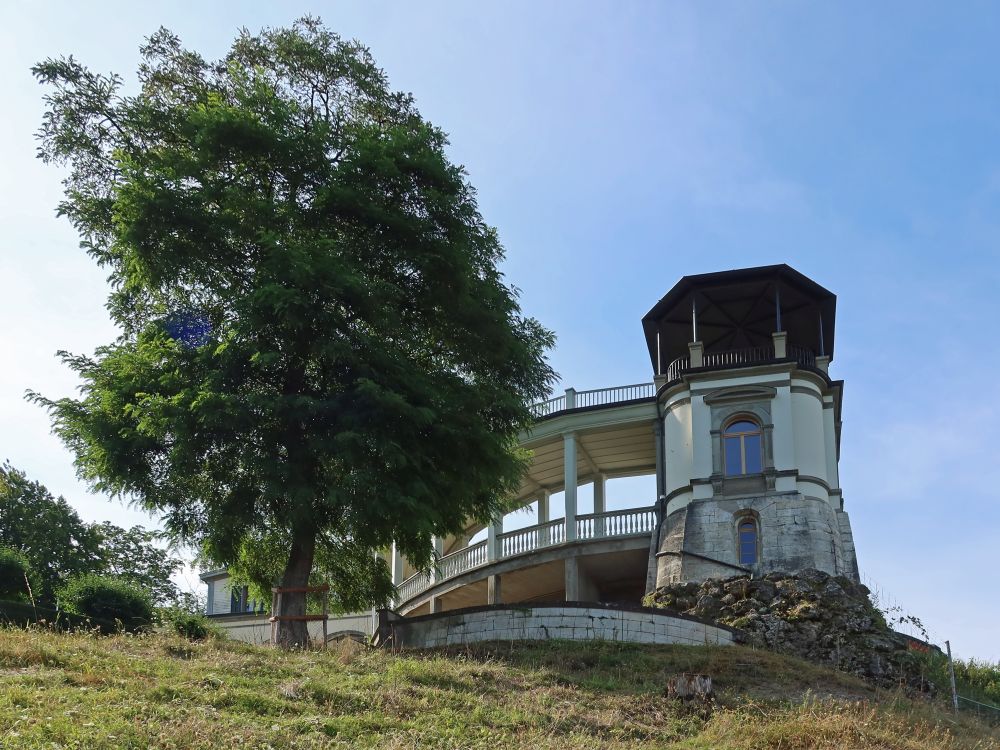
[203,264,859,643]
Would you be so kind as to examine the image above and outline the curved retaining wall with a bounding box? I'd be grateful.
[376,602,742,650]
[207,612,374,644]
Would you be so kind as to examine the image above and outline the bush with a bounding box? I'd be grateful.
[59,574,154,633]
[0,547,33,601]
[160,607,216,641]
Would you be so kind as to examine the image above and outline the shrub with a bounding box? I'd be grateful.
[0,547,33,601]
[160,607,216,641]
[59,574,154,633]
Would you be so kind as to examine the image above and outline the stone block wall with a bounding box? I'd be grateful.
[654,491,859,588]
[377,603,738,650]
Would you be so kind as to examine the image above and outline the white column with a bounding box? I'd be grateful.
[431,535,445,582]
[391,541,404,586]
[487,515,503,562]
[593,473,606,537]
[538,489,551,546]
[564,431,578,541]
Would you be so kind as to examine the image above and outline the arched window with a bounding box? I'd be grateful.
[738,518,758,565]
[723,418,763,475]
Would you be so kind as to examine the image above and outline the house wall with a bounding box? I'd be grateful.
[208,611,376,645]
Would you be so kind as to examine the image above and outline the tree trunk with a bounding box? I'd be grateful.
[275,522,316,649]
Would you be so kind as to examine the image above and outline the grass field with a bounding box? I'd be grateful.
[0,627,997,749]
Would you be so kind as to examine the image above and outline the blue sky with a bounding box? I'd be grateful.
[1,2,998,660]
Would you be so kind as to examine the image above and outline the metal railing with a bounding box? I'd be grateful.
[958,695,1000,726]
[573,383,656,409]
[395,504,654,605]
[529,394,567,418]
[529,383,655,419]
[664,344,818,381]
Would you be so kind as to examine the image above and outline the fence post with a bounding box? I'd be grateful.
[946,640,959,714]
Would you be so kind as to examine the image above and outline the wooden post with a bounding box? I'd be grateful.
[322,588,329,649]
[268,584,331,648]
[946,640,959,714]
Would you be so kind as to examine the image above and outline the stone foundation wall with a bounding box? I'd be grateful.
[376,603,740,650]
[654,492,859,587]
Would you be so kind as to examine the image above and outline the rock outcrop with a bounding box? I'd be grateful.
[644,569,931,691]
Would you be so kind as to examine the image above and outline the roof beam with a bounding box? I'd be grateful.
[576,436,601,475]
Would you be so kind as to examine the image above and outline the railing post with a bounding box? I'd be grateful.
[390,542,404,607]
[565,387,576,409]
[487,515,502,562]
[593,473,606,537]
[431,536,444,583]
[688,341,704,368]
[538,489,551,547]
[772,330,787,358]
[564,431,578,541]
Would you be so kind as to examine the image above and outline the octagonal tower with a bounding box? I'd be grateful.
[644,264,859,588]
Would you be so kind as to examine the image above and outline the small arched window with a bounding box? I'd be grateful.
[738,518,759,565]
[723,418,763,476]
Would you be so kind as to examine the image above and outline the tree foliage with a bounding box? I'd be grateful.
[0,463,102,604]
[0,547,34,602]
[59,574,154,633]
[31,18,555,645]
[0,463,184,606]
[91,522,182,606]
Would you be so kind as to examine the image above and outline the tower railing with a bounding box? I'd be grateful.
[665,344,817,382]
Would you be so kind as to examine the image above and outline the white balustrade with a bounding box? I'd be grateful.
[438,540,488,580]
[577,507,657,540]
[498,518,566,557]
[395,506,656,605]
[396,570,432,603]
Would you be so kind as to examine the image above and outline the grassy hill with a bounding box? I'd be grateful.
[0,627,996,749]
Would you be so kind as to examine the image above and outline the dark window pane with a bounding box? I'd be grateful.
[725,420,758,435]
[739,520,758,564]
[724,437,742,475]
[743,434,762,473]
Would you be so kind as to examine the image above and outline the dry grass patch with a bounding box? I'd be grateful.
[0,626,996,749]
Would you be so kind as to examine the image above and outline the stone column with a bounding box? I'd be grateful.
[564,431,578,542]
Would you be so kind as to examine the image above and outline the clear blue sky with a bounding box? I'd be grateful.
[2,2,998,660]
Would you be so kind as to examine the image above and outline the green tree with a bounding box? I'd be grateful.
[92,522,182,606]
[0,464,186,606]
[0,547,34,602]
[0,463,101,604]
[31,18,554,646]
